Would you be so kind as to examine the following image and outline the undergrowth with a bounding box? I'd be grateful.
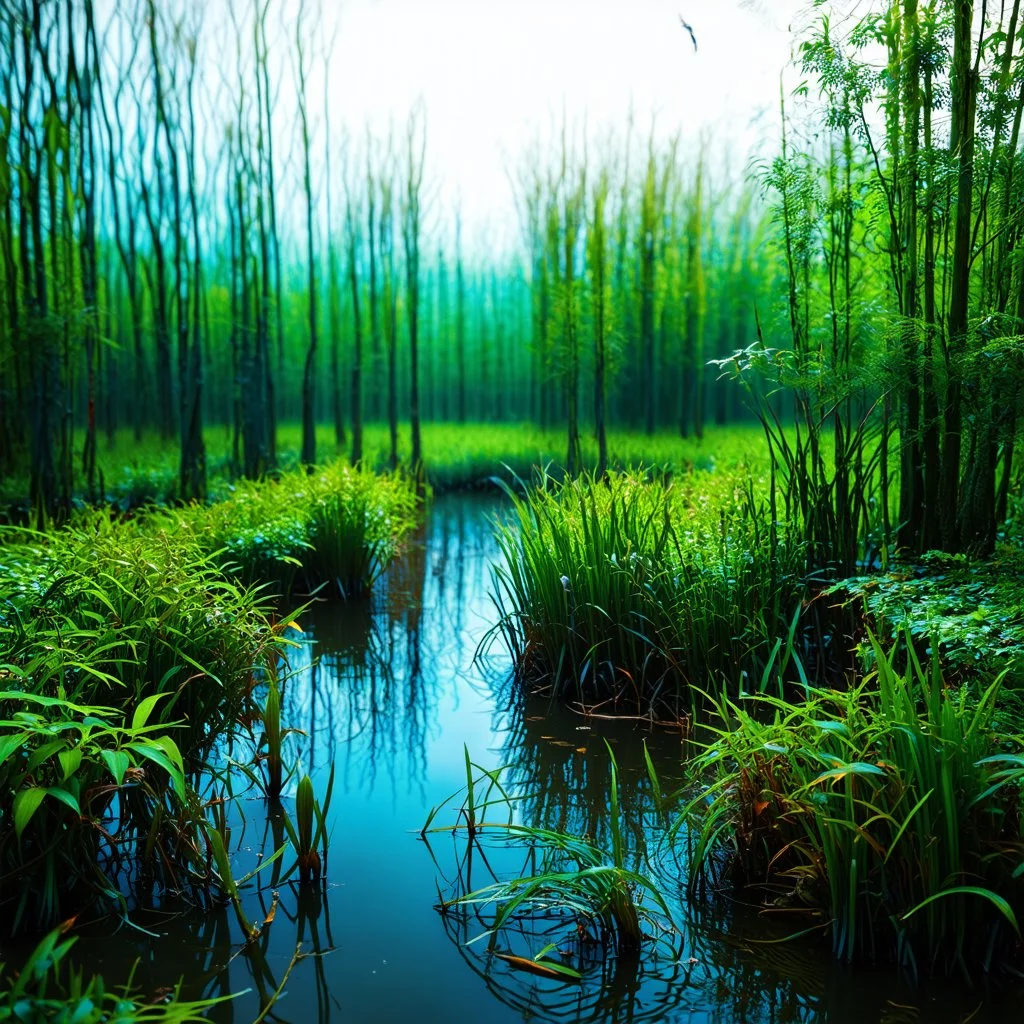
[678,634,1024,976]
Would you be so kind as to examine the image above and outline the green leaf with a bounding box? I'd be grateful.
[26,739,68,773]
[58,747,83,780]
[100,749,130,786]
[14,788,46,839]
[814,719,849,736]
[0,731,26,767]
[151,734,184,775]
[126,741,185,799]
[131,693,168,733]
[68,998,96,1023]
[811,761,887,785]
[902,886,1020,934]
[44,786,81,816]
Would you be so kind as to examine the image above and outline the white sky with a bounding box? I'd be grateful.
[317,0,810,240]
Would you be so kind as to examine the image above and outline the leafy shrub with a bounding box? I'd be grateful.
[837,547,1024,683]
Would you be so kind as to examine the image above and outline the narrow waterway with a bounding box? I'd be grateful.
[62,494,1024,1023]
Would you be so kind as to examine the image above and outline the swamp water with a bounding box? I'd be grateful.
[46,495,1024,1023]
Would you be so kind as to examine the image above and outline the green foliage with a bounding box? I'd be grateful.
[0,928,231,1023]
[425,745,672,960]
[0,514,280,753]
[0,691,209,934]
[281,766,334,886]
[166,460,418,598]
[836,548,1024,682]
[679,634,1024,975]
[491,468,806,708]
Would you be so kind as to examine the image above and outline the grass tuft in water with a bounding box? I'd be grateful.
[677,632,1024,976]
[168,460,419,598]
[490,469,806,711]
[425,744,673,961]
[0,927,234,1022]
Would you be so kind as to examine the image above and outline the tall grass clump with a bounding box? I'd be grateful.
[491,470,805,711]
[679,634,1024,976]
[171,461,418,598]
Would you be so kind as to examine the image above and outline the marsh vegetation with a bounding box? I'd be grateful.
[1,0,1024,1021]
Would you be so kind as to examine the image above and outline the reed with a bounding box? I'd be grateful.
[490,469,806,710]
[677,633,1024,975]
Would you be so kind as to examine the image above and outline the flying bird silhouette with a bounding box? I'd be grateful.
[679,14,697,52]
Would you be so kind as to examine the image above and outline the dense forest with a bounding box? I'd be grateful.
[3,0,1017,556]
[2,1,1024,1021]
[0,0,767,501]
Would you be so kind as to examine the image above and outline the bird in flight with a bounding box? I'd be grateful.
[679,14,697,51]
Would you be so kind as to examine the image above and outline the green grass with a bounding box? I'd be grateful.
[0,927,231,1022]
[490,469,806,710]
[0,459,409,937]
[424,746,673,965]
[167,460,419,598]
[677,633,1024,976]
[0,513,282,753]
[0,514,296,933]
[1,422,771,510]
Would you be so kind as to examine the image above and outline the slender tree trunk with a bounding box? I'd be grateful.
[943,0,977,550]
[296,2,318,467]
[403,111,426,487]
[347,197,363,466]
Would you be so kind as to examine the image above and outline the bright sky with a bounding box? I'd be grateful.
[317,0,810,240]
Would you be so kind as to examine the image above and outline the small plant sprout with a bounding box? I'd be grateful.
[283,765,335,886]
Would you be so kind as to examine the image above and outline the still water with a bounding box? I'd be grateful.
[65,495,1023,1023]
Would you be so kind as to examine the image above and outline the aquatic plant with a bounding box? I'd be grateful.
[282,767,335,886]
[678,633,1024,975]
[490,469,806,710]
[0,691,211,934]
[168,460,418,598]
[0,514,281,754]
[304,463,419,597]
[0,510,302,936]
[0,928,232,1023]
[425,746,672,961]
[258,673,288,801]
